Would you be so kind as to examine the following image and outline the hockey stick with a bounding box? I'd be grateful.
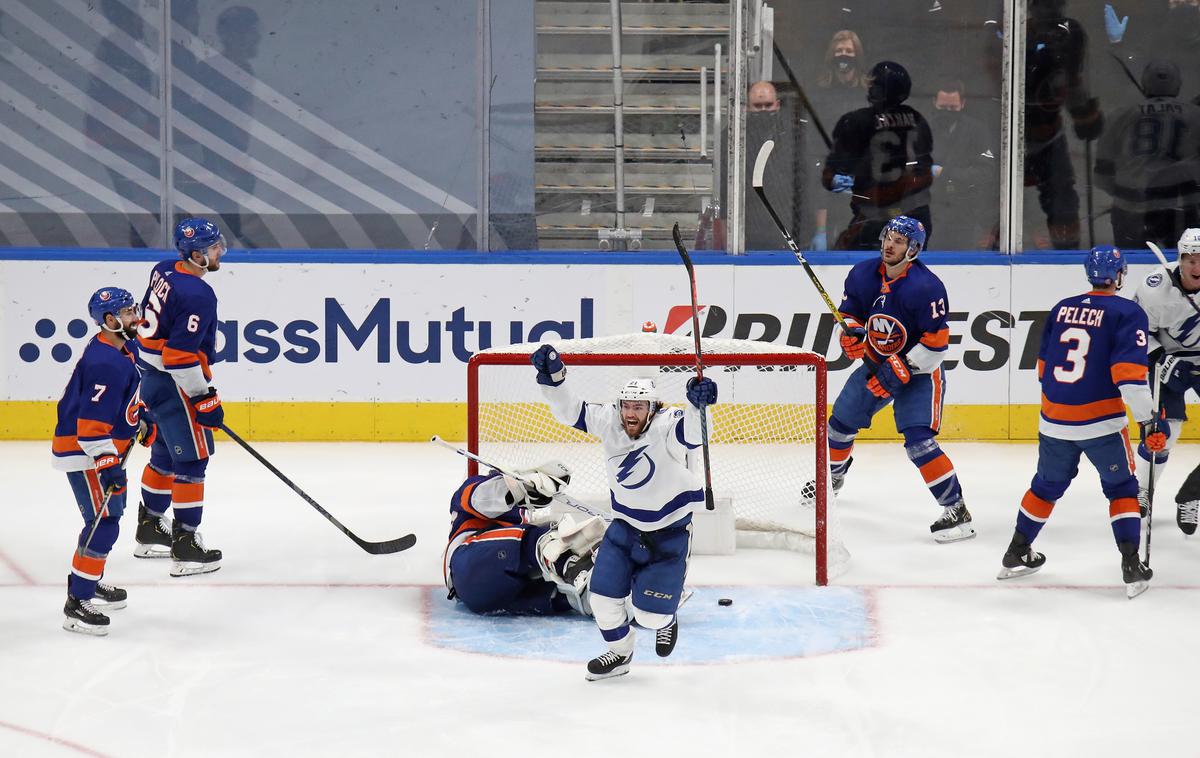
[671,223,717,511]
[219,425,416,554]
[1147,241,1200,316]
[772,42,832,150]
[77,443,135,558]
[1084,139,1095,248]
[752,140,852,332]
[1146,365,1163,567]
[1109,51,1146,98]
[429,436,610,522]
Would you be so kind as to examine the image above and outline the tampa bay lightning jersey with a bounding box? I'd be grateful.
[1131,266,1200,357]
[1037,291,1151,440]
[52,334,141,471]
[542,382,707,531]
[838,258,951,373]
[136,259,219,397]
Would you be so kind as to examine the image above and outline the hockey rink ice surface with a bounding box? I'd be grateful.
[2,440,1197,757]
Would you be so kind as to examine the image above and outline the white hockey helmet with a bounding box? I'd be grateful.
[1178,228,1200,258]
[617,377,660,410]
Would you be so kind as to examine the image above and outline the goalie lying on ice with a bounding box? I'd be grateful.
[443,462,604,616]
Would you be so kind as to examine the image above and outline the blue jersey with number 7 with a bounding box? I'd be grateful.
[1037,291,1149,440]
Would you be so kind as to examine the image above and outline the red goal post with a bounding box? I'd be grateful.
[466,334,843,585]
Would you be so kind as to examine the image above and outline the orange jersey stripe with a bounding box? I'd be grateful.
[464,527,525,543]
[931,368,943,431]
[138,336,166,353]
[919,328,950,349]
[76,418,113,439]
[457,481,489,520]
[1037,358,1044,381]
[918,454,954,484]
[52,435,80,455]
[1040,395,1126,423]
[199,351,213,381]
[1110,362,1148,385]
[162,345,201,368]
[1021,490,1055,520]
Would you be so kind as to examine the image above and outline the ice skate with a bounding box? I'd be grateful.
[655,619,678,658]
[1177,499,1199,536]
[133,502,173,559]
[586,650,633,681]
[930,500,976,543]
[170,524,222,577]
[996,531,1045,580]
[63,595,110,636]
[1119,542,1152,599]
[92,581,127,610]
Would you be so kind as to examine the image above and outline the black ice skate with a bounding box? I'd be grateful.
[134,502,173,559]
[170,524,222,577]
[63,595,110,636]
[1177,499,1199,536]
[996,531,1046,580]
[586,650,633,681]
[930,500,976,543]
[1119,542,1152,599]
[655,619,679,658]
[93,581,128,610]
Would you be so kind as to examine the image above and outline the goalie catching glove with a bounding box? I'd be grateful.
[503,460,572,507]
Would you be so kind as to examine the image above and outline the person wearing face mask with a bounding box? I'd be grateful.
[743,81,806,250]
[927,80,1000,250]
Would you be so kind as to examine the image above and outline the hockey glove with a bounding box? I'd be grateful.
[94,453,127,495]
[189,388,224,429]
[839,323,867,360]
[686,376,718,408]
[1070,100,1104,141]
[1141,410,1171,454]
[508,461,571,506]
[866,355,912,399]
[136,410,157,448]
[830,173,855,193]
[1157,355,1195,394]
[531,344,566,387]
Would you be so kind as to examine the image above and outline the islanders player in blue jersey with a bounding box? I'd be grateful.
[53,288,156,635]
[133,217,226,576]
[997,246,1163,598]
[444,463,604,617]
[829,215,973,542]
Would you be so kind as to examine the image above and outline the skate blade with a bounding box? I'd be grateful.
[133,544,172,559]
[92,598,127,611]
[585,664,631,682]
[170,560,222,577]
[933,525,977,544]
[63,618,109,636]
[996,564,1041,581]
[1126,581,1150,599]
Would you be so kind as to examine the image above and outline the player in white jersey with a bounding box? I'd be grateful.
[531,344,716,680]
[1130,228,1200,533]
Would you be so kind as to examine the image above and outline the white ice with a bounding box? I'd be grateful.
[1,439,1196,757]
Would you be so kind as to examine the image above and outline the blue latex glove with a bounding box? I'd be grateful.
[686,376,718,408]
[531,344,566,387]
[810,230,828,251]
[831,174,854,193]
[1104,4,1128,44]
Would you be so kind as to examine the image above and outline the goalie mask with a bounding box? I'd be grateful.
[617,377,660,437]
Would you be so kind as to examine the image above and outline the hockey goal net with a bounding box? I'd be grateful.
[467,333,846,584]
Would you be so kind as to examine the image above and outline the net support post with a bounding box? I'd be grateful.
[691,496,736,555]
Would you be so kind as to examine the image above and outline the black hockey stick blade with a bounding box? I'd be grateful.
[220,425,416,555]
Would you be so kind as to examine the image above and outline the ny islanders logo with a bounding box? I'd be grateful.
[182,226,196,239]
[612,445,656,490]
[867,314,907,355]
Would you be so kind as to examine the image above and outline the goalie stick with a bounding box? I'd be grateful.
[671,223,717,511]
[1146,366,1162,568]
[220,425,416,554]
[429,436,610,522]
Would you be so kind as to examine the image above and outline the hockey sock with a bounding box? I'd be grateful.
[1016,490,1055,542]
[170,477,204,530]
[140,463,174,516]
[1109,497,1141,544]
[592,593,635,655]
[828,418,857,477]
[905,437,962,506]
[69,516,119,599]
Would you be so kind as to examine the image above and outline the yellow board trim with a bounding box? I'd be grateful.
[7,400,1192,442]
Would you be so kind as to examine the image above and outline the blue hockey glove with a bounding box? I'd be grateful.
[94,453,127,495]
[866,355,912,399]
[810,230,828,251]
[531,344,566,387]
[189,388,224,429]
[686,376,718,408]
[1104,4,1128,44]
[830,174,854,194]
[1157,355,1195,394]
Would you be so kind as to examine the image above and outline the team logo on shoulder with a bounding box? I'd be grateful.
[867,314,908,356]
[1147,273,1163,287]
[612,445,656,490]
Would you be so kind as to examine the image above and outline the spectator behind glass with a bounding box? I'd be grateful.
[1023,0,1103,250]
[1095,59,1200,248]
[928,80,1000,250]
[743,81,804,250]
[822,60,934,251]
[810,30,870,251]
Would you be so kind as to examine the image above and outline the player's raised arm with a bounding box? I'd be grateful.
[532,343,615,433]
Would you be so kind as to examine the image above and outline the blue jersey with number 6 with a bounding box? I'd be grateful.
[838,258,951,374]
[1037,291,1149,440]
[135,259,218,392]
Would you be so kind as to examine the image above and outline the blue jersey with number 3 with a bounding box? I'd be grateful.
[1037,291,1149,440]
[838,258,951,373]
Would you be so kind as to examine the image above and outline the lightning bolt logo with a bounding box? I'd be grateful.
[614,445,656,490]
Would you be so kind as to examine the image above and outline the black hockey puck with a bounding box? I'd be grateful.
[718,598,733,606]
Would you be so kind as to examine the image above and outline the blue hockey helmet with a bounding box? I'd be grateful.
[87,286,137,327]
[1084,245,1127,286]
[867,61,911,107]
[879,215,926,259]
[174,217,223,257]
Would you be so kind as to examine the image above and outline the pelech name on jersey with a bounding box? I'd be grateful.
[874,112,917,130]
[1055,305,1104,328]
[148,268,173,304]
